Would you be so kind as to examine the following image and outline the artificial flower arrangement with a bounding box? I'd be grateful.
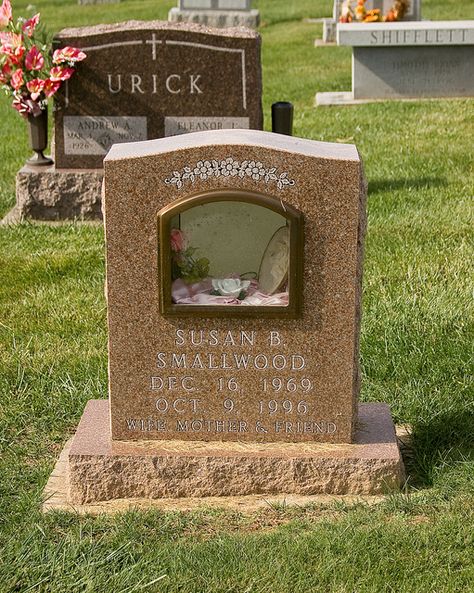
[170,229,252,301]
[0,0,86,118]
[169,228,289,306]
[340,0,409,23]
[170,228,211,285]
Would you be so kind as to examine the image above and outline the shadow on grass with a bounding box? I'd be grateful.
[406,410,474,488]
[369,177,447,194]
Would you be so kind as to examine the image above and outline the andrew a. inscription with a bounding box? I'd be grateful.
[124,329,337,437]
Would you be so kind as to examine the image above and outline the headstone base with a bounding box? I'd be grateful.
[61,400,404,506]
[322,18,337,43]
[168,7,260,28]
[315,91,468,106]
[10,165,103,222]
[315,91,377,106]
[78,0,119,5]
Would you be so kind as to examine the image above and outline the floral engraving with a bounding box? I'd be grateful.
[164,157,296,190]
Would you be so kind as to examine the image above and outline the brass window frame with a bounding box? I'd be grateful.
[158,189,304,319]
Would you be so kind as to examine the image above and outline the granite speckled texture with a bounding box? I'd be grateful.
[103,129,367,444]
[53,21,262,169]
[67,400,404,503]
[12,165,103,221]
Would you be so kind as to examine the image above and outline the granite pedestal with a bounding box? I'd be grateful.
[64,400,404,504]
[6,165,103,222]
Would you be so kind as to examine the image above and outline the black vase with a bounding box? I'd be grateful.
[27,108,53,167]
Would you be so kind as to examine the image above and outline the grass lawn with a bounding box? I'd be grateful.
[1,0,473,591]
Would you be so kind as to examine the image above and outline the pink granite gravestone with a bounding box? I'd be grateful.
[47,129,404,507]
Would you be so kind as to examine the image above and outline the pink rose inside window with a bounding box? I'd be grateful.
[159,191,303,318]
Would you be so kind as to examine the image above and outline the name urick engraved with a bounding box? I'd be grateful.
[107,73,204,95]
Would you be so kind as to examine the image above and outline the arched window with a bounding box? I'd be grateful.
[158,190,304,318]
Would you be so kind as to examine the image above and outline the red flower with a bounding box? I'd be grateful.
[0,62,12,83]
[43,78,60,97]
[10,68,23,90]
[25,46,44,70]
[0,0,12,28]
[49,66,74,81]
[26,77,45,100]
[22,13,40,37]
[53,45,86,64]
[170,229,186,252]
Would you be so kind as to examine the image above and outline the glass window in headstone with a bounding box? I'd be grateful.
[159,191,303,317]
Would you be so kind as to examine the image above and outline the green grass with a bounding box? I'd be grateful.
[1,0,474,591]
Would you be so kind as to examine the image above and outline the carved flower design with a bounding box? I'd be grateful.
[248,161,266,180]
[165,157,295,191]
[193,160,212,180]
[220,157,239,177]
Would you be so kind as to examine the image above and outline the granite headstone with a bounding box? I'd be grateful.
[317,21,474,104]
[53,21,262,169]
[169,0,259,28]
[46,129,405,505]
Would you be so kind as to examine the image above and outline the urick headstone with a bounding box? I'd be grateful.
[57,129,404,505]
[53,21,262,169]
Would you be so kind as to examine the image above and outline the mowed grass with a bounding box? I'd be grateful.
[0,0,474,591]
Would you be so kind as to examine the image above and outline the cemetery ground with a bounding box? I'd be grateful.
[0,0,473,591]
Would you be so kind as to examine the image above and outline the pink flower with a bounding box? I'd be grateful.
[0,61,11,83]
[0,0,12,28]
[49,65,74,81]
[26,77,44,100]
[170,229,186,252]
[25,45,44,70]
[12,95,42,117]
[0,32,24,65]
[43,78,60,97]
[10,68,23,90]
[53,45,86,64]
[22,13,40,37]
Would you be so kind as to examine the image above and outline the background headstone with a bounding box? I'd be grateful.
[53,21,262,169]
[316,21,474,104]
[169,0,259,28]
[321,0,422,44]
[78,0,119,5]
[180,0,252,9]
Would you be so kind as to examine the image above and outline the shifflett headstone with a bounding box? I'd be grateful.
[169,0,259,29]
[57,129,404,505]
[317,21,474,104]
[53,21,262,169]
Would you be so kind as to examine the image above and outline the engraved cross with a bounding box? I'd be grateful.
[146,33,162,61]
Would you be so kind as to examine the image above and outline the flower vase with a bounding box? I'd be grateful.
[26,108,53,167]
